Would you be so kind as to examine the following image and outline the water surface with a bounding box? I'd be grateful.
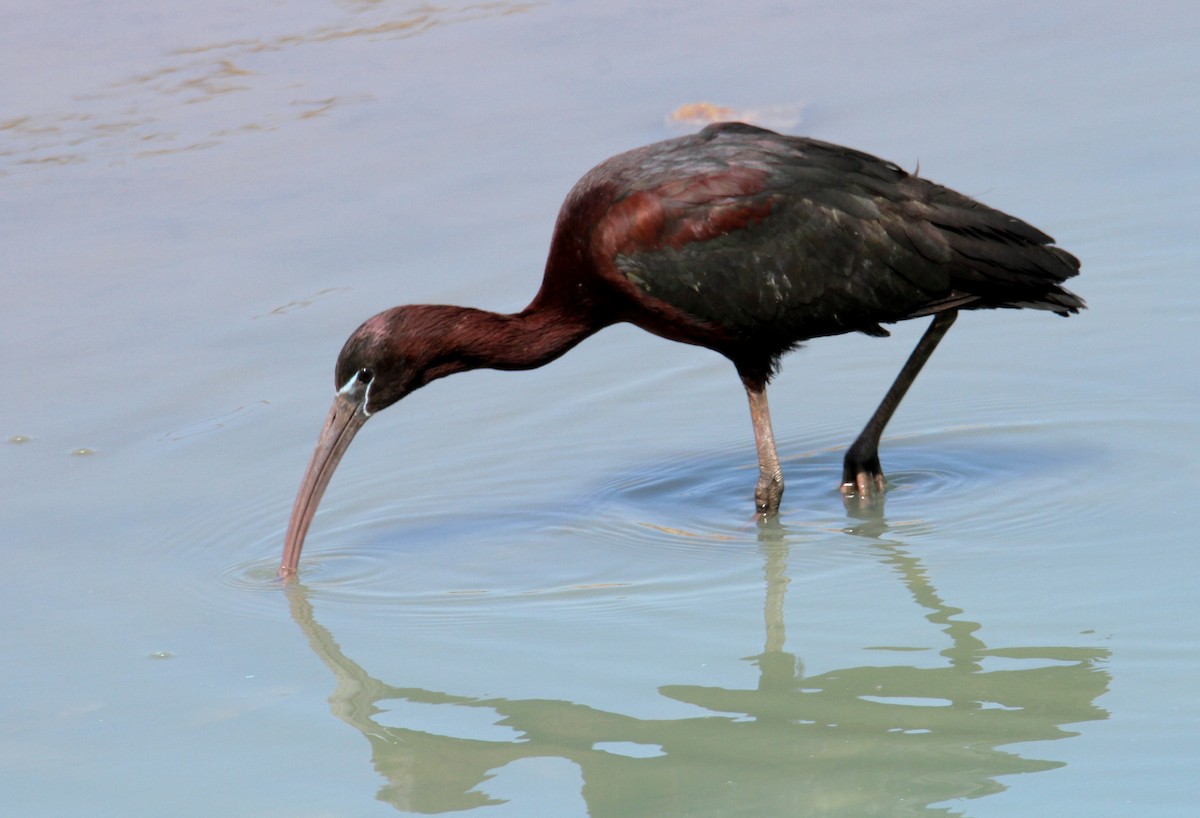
[3,2,1198,815]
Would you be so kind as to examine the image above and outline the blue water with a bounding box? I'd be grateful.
[3,2,1198,815]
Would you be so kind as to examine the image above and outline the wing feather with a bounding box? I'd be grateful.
[590,123,1082,350]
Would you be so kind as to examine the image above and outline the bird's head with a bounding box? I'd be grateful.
[331,307,433,415]
[279,306,449,579]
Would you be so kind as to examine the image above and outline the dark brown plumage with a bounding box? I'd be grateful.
[280,122,1082,578]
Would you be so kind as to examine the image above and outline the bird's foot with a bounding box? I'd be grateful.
[840,471,886,500]
[755,471,784,517]
[841,450,886,506]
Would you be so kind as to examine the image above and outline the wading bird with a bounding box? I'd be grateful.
[279,122,1082,578]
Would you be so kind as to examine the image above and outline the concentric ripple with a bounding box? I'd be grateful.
[187,408,1105,628]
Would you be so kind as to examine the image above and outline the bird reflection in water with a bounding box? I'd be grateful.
[284,523,1108,815]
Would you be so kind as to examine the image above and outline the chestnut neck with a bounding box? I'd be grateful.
[416,299,606,384]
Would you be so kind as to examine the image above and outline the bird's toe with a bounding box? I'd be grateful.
[755,475,784,516]
[840,469,886,502]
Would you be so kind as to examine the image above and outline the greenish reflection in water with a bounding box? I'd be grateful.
[286,522,1108,816]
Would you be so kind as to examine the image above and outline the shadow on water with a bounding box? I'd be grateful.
[284,513,1110,816]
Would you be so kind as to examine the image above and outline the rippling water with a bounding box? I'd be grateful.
[4,1,1198,816]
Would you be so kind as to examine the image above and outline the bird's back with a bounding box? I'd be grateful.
[548,122,1082,368]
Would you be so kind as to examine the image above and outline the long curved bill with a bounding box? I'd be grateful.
[279,389,370,579]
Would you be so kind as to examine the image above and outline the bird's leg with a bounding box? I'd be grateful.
[743,376,784,515]
[842,310,958,500]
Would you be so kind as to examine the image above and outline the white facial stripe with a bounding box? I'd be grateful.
[336,370,373,416]
[337,370,360,395]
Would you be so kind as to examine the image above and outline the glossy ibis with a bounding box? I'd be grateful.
[280,122,1082,578]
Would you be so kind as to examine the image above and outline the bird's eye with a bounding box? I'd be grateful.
[338,367,375,397]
